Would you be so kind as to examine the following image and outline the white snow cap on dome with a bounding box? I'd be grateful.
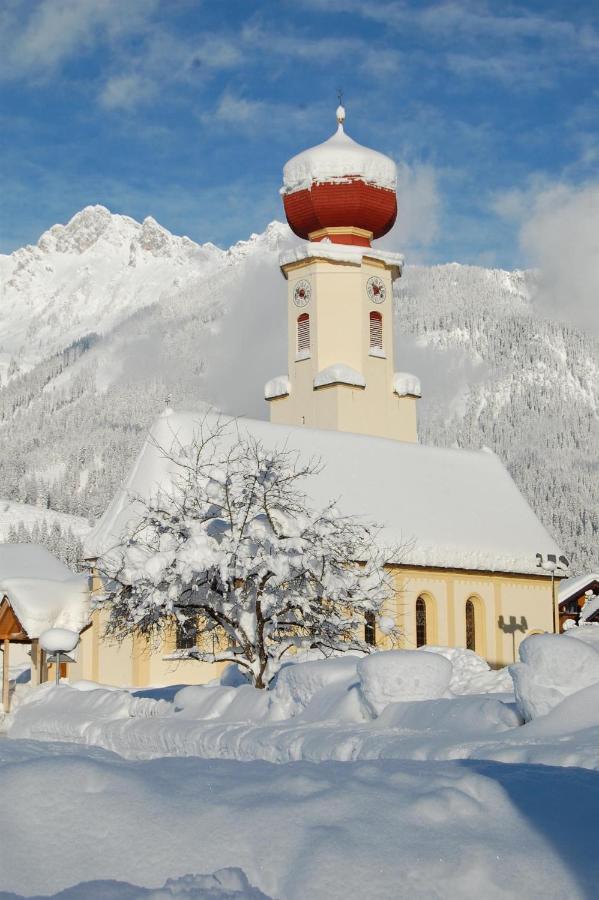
[282,110,397,195]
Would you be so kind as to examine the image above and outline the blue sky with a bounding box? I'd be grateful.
[1,0,598,268]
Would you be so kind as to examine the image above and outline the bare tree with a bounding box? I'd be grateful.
[98,419,398,688]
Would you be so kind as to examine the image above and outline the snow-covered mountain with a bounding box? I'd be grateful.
[0,207,597,570]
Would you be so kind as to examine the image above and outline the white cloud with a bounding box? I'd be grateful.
[380,161,441,260]
[0,0,157,78]
[99,74,154,111]
[495,180,599,334]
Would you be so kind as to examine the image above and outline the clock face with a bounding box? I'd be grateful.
[366,276,386,304]
[293,279,312,308]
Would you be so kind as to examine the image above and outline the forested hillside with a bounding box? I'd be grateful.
[0,208,596,571]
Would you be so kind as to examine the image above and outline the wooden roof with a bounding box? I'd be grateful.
[0,596,29,641]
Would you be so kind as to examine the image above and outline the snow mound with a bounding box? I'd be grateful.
[9,684,172,742]
[510,633,599,721]
[274,656,360,716]
[421,645,513,694]
[357,650,452,715]
[377,695,522,733]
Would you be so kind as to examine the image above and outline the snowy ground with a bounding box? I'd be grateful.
[1,739,598,899]
[3,633,599,898]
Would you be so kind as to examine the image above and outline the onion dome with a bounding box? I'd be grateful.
[281,105,397,247]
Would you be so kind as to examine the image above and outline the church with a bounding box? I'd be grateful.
[71,105,565,687]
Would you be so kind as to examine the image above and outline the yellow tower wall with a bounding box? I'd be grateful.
[268,255,418,442]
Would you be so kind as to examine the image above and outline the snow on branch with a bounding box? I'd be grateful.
[97,417,400,688]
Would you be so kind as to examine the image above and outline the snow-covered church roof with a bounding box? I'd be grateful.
[0,544,91,638]
[85,412,562,578]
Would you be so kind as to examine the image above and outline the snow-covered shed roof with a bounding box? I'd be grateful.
[558,572,599,605]
[559,573,599,606]
[85,412,563,578]
[0,544,91,638]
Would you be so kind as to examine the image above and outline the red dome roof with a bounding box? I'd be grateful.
[281,108,397,246]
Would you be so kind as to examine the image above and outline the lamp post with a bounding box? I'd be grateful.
[536,553,569,634]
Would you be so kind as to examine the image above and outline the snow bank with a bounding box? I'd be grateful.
[377,695,522,733]
[421,645,513,694]
[1,742,598,899]
[510,633,599,721]
[9,684,172,743]
[357,650,452,714]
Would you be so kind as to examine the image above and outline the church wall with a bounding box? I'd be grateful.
[71,608,228,688]
[390,566,555,668]
[70,563,556,688]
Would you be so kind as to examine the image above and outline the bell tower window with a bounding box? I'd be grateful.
[297,313,310,355]
[369,311,383,351]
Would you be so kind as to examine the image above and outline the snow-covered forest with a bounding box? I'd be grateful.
[0,207,596,570]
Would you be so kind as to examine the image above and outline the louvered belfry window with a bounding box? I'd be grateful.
[369,311,383,350]
[297,313,310,354]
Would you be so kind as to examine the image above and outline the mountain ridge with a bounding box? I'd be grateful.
[0,207,596,571]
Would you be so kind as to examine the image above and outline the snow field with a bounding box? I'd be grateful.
[1,740,598,899]
[9,632,599,771]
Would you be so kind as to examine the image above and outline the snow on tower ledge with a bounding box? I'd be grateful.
[264,375,291,400]
[393,372,422,398]
[314,364,366,389]
[279,241,404,273]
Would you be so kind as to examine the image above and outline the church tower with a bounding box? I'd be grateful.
[265,105,420,443]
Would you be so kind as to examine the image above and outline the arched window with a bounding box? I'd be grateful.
[465,599,476,651]
[297,313,310,354]
[365,611,376,646]
[416,596,427,647]
[369,311,383,351]
[176,619,197,650]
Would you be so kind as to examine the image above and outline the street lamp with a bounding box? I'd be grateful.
[536,553,569,634]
